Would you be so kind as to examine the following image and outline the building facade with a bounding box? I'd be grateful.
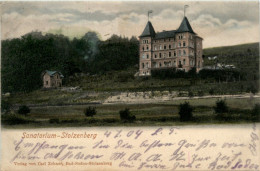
[139,17,203,76]
[42,70,64,88]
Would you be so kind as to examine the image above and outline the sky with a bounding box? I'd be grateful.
[1,1,259,48]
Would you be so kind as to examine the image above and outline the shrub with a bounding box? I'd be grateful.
[84,106,96,117]
[18,105,30,115]
[1,100,11,113]
[198,90,204,97]
[188,91,194,98]
[2,114,32,125]
[119,108,136,122]
[214,100,228,114]
[209,89,214,95]
[251,104,260,121]
[49,118,60,124]
[179,102,193,122]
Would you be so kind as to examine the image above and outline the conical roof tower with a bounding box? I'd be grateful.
[177,17,195,34]
[139,21,156,37]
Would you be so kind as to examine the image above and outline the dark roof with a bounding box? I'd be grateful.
[43,70,64,78]
[154,30,176,39]
[176,17,195,34]
[139,21,156,37]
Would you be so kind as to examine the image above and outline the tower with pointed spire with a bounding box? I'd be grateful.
[138,15,203,76]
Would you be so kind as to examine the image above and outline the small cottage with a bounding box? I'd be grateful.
[42,70,64,88]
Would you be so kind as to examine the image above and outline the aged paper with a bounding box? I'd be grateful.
[1,1,260,171]
[1,124,260,170]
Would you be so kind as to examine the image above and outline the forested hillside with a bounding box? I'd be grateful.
[1,32,139,93]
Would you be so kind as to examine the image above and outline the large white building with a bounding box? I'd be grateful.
[139,16,203,76]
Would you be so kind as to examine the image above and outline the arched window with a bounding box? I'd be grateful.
[169,52,171,57]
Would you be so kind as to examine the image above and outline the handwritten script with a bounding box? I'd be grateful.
[2,124,259,170]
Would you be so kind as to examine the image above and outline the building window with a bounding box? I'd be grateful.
[169,52,171,57]
[178,50,181,56]
[46,81,48,85]
[154,45,157,50]
[159,45,162,50]
[164,45,166,49]
[159,53,162,58]
[183,59,186,65]
[159,62,162,67]
[163,53,166,58]
[146,62,149,68]
[174,51,176,56]
[183,50,186,55]
[154,54,157,58]
[147,54,149,59]
[174,60,176,66]
[183,41,186,47]
[173,43,176,48]
[146,46,149,50]
[169,45,171,49]
[142,47,144,51]
[142,63,144,68]
[178,42,181,47]
[142,54,145,59]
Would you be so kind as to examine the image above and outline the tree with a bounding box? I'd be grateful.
[18,105,30,115]
[179,102,193,121]
[119,108,136,122]
[214,100,228,114]
[251,104,260,121]
[84,106,96,117]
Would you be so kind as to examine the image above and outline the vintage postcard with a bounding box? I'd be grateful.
[1,1,260,170]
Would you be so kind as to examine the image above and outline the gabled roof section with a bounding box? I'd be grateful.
[139,21,156,38]
[176,17,195,34]
[43,70,64,78]
[154,30,176,39]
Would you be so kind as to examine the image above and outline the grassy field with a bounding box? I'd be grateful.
[2,96,259,128]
